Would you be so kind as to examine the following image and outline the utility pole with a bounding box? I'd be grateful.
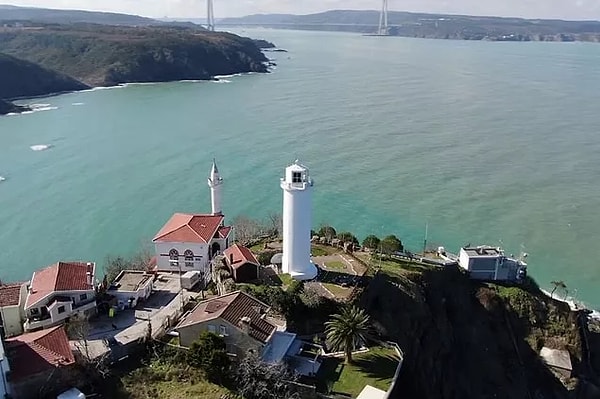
[378,0,389,35]
[207,0,215,31]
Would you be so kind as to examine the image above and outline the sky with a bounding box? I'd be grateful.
[6,0,600,21]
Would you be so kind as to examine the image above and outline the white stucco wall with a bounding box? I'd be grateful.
[154,241,209,272]
[112,279,153,308]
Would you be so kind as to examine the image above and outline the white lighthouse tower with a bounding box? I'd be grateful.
[207,159,223,215]
[280,160,317,280]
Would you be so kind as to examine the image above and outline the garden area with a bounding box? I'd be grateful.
[313,346,400,397]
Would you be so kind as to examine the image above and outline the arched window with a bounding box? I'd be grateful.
[184,250,194,268]
[169,249,179,267]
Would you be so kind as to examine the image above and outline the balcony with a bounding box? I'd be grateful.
[24,300,96,331]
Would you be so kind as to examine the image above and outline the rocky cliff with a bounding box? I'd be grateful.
[0,24,270,87]
[359,264,600,399]
[0,98,27,114]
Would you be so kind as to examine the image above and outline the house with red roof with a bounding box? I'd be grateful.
[223,244,260,283]
[5,325,77,399]
[0,282,27,337]
[176,291,278,357]
[24,262,97,332]
[152,212,232,277]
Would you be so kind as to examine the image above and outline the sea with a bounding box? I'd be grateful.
[1,28,599,313]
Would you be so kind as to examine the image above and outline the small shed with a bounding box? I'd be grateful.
[224,244,260,283]
[356,385,386,399]
[539,347,572,378]
[270,253,283,273]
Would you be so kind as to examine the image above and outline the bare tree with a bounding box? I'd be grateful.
[267,212,283,238]
[233,215,264,245]
[235,354,300,399]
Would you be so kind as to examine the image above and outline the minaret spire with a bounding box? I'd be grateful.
[208,159,223,215]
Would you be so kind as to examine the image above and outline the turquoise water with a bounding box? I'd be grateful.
[1,29,599,308]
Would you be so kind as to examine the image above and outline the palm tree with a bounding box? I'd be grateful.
[325,306,370,364]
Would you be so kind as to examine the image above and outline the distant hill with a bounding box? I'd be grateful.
[220,9,600,42]
[0,52,90,115]
[0,4,158,26]
[0,52,89,99]
[0,23,269,87]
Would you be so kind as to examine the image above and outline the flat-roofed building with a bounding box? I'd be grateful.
[107,270,154,309]
[458,246,526,281]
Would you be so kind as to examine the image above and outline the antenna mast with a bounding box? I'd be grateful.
[207,0,215,31]
[378,0,389,35]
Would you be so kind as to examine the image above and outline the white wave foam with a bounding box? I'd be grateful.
[32,106,58,112]
[72,102,85,106]
[83,85,126,92]
[0,176,5,182]
[591,310,600,321]
[30,144,53,151]
[214,73,242,79]
[213,79,231,84]
[30,103,50,107]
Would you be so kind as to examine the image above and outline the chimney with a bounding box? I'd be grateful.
[86,271,93,287]
[229,253,234,265]
[239,316,251,334]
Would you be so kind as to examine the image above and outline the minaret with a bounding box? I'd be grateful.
[280,160,317,280]
[207,159,223,215]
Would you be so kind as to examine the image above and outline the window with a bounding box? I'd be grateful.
[58,305,65,314]
[80,293,87,301]
[184,250,194,268]
[292,171,303,183]
[169,248,179,266]
[219,325,228,336]
[208,325,216,333]
[30,308,39,315]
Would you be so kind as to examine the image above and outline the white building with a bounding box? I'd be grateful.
[153,160,232,281]
[153,213,231,276]
[458,246,527,281]
[0,282,27,337]
[24,262,97,332]
[107,270,154,309]
[280,160,317,280]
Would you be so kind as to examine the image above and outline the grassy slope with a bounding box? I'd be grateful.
[0,24,268,86]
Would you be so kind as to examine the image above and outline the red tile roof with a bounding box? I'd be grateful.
[5,325,75,381]
[224,244,260,270]
[153,213,227,244]
[218,226,232,239]
[177,291,276,343]
[26,262,95,308]
[0,283,23,307]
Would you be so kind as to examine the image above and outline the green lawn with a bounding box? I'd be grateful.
[279,273,294,287]
[311,244,340,257]
[316,346,399,397]
[321,283,351,298]
[324,260,347,271]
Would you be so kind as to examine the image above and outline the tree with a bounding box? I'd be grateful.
[187,331,231,384]
[337,231,359,245]
[318,225,337,241]
[266,212,283,238]
[550,280,567,299]
[380,235,403,255]
[325,306,370,364]
[362,235,381,251]
[235,354,299,399]
[232,215,264,245]
[104,244,153,283]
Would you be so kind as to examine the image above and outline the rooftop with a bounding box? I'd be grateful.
[109,270,153,293]
[540,347,572,371]
[5,325,75,380]
[224,244,260,269]
[177,291,277,343]
[356,385,387,399]
[0,283,23,307]
[26,261,95,308]
[463,246,503,257]
[153,213,226,244]
[261,331,297,364]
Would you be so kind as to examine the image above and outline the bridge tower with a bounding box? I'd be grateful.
[207,0,215,31]
[378,0,389,35]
